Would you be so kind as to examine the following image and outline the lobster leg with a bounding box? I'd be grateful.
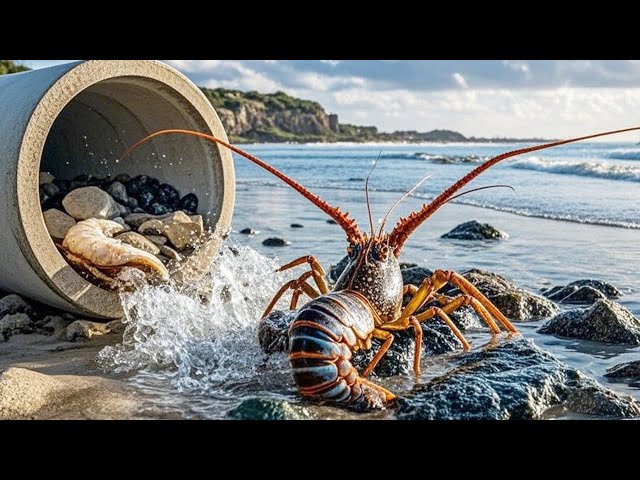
[362,329,394,377]
[433,293,500,334]
[276,255,330,294]
[433,270,518,333]
[262,271,316,318]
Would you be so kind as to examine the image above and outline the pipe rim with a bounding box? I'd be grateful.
[16,60,235,319]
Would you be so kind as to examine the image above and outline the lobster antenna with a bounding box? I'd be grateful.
[446,184,515,203]
[389,126,640,254]
[118,129,363,243]
[378,173,432,237]
[364,151,382,239]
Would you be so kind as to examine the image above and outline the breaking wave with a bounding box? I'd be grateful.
[510,157,640,183]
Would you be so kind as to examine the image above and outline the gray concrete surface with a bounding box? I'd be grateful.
[0,60,235,318]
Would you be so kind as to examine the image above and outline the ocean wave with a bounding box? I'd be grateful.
[451,198,640,229]
[510,157,640,182]
[606,148,640,160]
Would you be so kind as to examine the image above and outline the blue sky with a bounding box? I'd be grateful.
[20,60,640,140]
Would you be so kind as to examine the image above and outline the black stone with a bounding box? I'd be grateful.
[126,175,160,198]
[258,310,296,353]
[52,179,69,196]
[114,173,131,184]
[132,207,145,214]
[329,255,350,283]
[399,262,418,270]
[539,299,640,345]
[441,220,507,240]
[326,219,337,225]
[239,228,259,235]
[262,237,291,247]
[605,360,640,379]
[401,267,434,287]
[290,223,304,228]
[69,174,92,190]
[179,193,198,214]
[41,182,60,198]
[127,197,139,209]
[156,183,180,207]
[544,279,623,303]
[148,202,171,216]
[396,339,640,420]
[138,191,155,210]
[227,398,313,420]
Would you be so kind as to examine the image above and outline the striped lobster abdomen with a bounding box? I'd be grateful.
[289,290,395,410]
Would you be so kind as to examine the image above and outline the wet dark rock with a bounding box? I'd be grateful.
[125,175,160,199]
[290,223,304,228]
[227,398,314,420]
[262,237,291,247]
[106,181,129,204]
[258,310,296,353]
[399,262,418,270]
[53,179,69,197]
[605,360,640,379]
[114,173,131,184]
[127,197,139,209]
[41,315,72,335]
[463,269,557,321]
[442,220,507,241]
[401,267,434,287]
[0,313,34,341]
[149,202,171,216]
[329,255,350,283]
[539,299,640,345]
[155,184,180,208]
[488,290,558,322]
[40,182,60,199]
[179,193,198,214]
[544,280,623,304]
[352,321,463,377]
[462,269,517,296]
[239,228,259,235]
[326,219,337,225]
[396,339,640,420]
[138,191,155,210]
[69,174,92,190]
[0,294,33,318]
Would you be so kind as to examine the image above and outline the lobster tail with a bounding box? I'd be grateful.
[118,129,363,244]
[289,291,396,410]
[388,126,640,254]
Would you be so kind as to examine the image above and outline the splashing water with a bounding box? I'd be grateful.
[98,244,296,396]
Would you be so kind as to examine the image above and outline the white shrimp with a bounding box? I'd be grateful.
[62,218,169,282]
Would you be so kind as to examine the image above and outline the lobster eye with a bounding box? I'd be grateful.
[347,245,355,258]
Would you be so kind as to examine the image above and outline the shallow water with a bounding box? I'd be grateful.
[99,142,640,419]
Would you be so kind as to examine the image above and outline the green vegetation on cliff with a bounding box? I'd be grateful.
[0,61,550,144]
[0,60,29,75]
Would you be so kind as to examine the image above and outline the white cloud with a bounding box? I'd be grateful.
[452,73,469,89]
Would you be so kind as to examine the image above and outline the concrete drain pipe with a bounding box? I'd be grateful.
[0,60,235,319]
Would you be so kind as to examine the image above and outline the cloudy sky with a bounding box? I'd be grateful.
[21,60,640,140]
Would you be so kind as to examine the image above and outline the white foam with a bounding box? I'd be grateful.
[510,156,640,182]
[98,245,295,394]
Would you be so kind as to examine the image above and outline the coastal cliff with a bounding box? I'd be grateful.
[200,87,548,144]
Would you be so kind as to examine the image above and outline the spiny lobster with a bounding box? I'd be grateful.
[122,126,640,410]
